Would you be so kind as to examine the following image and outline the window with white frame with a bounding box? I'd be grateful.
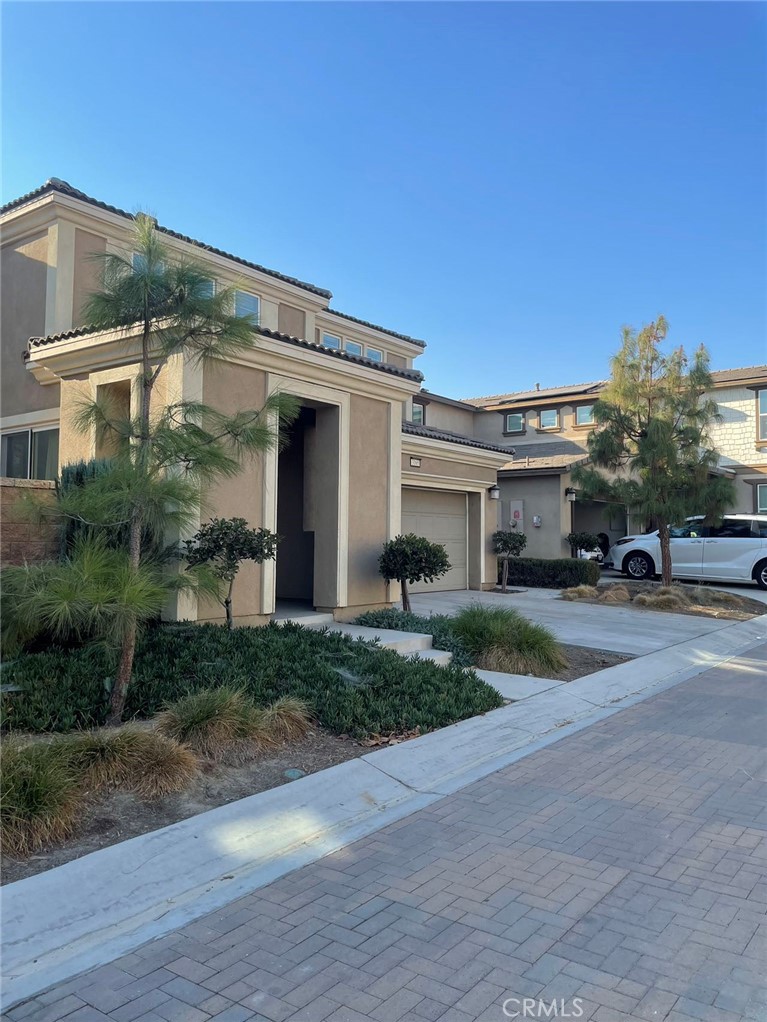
[759,389,767,442]
[575,405,595,426]
[1,428,60,480]
[539,409,559,429]
[366,347,384,363]
[197,278,215,298]
[504,412,524,433]
[344,340,363,357]
[234,290,260,324]
[758,483,767,514]
[321,332,341,350]
[411,402,425,425]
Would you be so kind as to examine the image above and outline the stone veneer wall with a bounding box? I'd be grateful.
[709,386,767,469]
[0,478,58,566]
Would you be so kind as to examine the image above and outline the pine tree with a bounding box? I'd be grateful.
[573,317,735,587]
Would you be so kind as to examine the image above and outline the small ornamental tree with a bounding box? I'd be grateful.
[566,531,600,558]
[184,518,279,629]
[492,530,528,592]
[378,534,450,613]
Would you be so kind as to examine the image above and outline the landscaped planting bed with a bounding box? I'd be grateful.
[562,581,766,619]
[1,622,503,737]
[356,605,632,682]
[0,623,504,872]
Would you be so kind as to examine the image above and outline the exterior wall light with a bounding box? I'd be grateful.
[488,485,500,500]
[565,487,577,503]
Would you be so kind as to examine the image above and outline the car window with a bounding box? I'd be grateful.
[708,521,753,539]
[670,524,707,538]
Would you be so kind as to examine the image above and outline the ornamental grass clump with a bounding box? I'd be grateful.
[561,585,600,601]
[55,726,199,798]
[1,738,84,857]
[451,604,567,678]
[155,688,312,763]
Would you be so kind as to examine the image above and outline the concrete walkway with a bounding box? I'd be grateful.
[11,646,766,1022]
[409,589,742,656]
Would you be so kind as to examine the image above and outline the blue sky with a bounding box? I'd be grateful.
[3,2,765,398]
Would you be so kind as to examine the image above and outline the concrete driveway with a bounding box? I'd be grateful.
[408,589,744,656]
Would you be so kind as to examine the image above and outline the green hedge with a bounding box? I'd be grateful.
[503,557,601,589]
[1,623,503,739]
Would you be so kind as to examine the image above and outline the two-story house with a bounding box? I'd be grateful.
[0,179,509,622]
[410,366,767,562]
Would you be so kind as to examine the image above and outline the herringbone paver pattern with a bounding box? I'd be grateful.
[9,646,767,1022]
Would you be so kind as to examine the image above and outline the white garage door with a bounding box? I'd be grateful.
[401,488,468,592]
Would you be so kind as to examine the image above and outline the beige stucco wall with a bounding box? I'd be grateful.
[73,229,107,327]
[402,452,498,484]
[278,303,306,340]
[419,401,476,434]
[1,232,58,416]
[346,395,390,607]
[199,360,268,625]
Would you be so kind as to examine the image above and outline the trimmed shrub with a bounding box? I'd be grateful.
[1,738,84,857]
[450,604,567,678]
[55,727,199,798]
[2,623,503,740]
[355,609,473,669]
[504,557,600,589]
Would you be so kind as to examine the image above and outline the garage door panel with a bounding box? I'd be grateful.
[401,488,468,593]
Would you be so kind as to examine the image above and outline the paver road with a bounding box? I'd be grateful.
[8,646,766,1022]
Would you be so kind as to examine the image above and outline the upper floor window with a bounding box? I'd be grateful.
[1,428,59,481]
[344,340,363,357]
[758,389,767,442]
[575,405,595,426]
[322,332,341,350]
[366,347,384,363]
[412,402,425,426]
[505,412,524,433]
[539,409,559,429]
[234,290,260,324]
[197,278,215,298]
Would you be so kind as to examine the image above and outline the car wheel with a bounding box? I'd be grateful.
[754,559,767,591]
[624,552,654,580]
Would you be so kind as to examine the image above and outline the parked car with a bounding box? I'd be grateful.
[608,514,767,589]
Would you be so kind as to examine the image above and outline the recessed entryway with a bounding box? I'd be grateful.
[275,402,341,610]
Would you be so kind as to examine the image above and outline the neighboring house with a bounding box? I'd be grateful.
[458,367,767,559]
[0,179,509,622]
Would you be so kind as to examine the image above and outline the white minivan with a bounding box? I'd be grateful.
[608,514,767,589]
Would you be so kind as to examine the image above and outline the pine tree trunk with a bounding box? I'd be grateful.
[658,521,672,587]
[401,577,411,613]
[108,335,153,725]
[108,512,142,725]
